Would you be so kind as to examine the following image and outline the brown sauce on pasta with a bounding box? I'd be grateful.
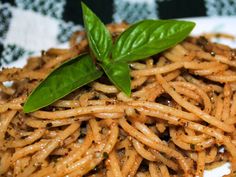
[0,24,236,177]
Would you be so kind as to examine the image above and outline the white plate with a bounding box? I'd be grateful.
[4,16,236,177]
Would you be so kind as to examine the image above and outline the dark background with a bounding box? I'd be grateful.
[62,0,207,24]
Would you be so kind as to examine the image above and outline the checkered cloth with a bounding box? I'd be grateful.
[1,0,236,67]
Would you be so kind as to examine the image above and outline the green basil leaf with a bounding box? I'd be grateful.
[101,62,131,96]
[23,54,102,113]
[82,2,112,62]
[112,20,195,62]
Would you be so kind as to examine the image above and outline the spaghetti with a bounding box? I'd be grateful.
[0,24,236,177]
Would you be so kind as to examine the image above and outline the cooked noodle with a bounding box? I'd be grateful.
[0,24,236,177]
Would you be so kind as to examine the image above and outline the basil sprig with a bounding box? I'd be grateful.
[23,2,195,113]
[82,2,131,96]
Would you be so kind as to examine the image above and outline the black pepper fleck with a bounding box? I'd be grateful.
[103,152,109,159]
[46,122,53,128]
[190,144,195,150]
[79,133,86,138]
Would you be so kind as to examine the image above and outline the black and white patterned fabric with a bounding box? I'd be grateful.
[1,0,236,67]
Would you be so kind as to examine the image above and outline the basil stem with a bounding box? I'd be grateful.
[82,2,112,63]
[23,54,102,113]
[112,20,195,62]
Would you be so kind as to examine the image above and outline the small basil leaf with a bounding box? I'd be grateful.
[82,2,112,62]
[101,62,131,96]
[112,20,195,62]
[23,54,102,113]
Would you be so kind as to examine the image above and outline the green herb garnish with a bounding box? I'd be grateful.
[82,3,112,63]
[23,54,102,112]
[23,2,195,113]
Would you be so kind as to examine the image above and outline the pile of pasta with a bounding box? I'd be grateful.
[0,24,236,177]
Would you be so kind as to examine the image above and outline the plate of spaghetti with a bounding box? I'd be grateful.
[1,7,236,177]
